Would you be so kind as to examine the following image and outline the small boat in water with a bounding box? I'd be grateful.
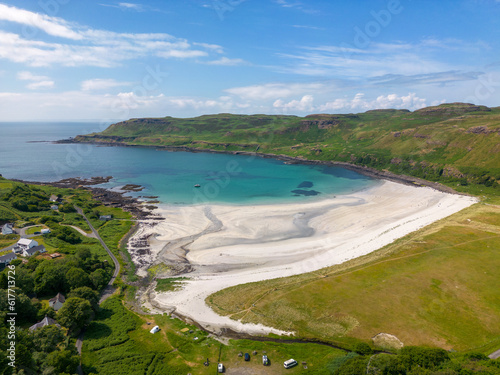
[194,184,201,188]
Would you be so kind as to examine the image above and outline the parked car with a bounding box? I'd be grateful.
[244,353,250,361]
[284,358,298,369]
[262,355,269,366]
[218,363,224,373]
[149,325,160,334]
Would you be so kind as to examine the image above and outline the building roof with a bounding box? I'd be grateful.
[49,292,66,305]
[0,253,16,262]
[24,245,45,256]
[29,316,60,331]
[18,238,36,246]
[49,194,59,202]
[2,223,13,229]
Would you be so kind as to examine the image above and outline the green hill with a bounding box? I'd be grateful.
[73,103,499,195]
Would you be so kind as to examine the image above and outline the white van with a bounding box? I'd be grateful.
[150,325,160,334]
[218,363,224,373]
[284,358,298,369]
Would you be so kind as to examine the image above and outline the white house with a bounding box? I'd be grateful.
[23,245,46,257]
[1,223,14,235]
[48,293,66,311]
[14,239,38,254]
[49,194,60,202]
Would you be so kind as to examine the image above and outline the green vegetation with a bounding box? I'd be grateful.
[0,176,136,374]
[75,103,500,195]
[208,198,500,352]
[82,295,348,375]
[331,347,500,374]
[155,277,188,292]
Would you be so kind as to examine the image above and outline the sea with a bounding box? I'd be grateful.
[0,122,378,205]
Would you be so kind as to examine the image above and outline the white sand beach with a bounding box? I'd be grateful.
[129,181,477,336]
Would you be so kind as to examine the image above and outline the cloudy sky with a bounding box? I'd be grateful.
[0,0,499,121]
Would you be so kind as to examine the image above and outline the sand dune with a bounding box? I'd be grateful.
[130,181,477,336]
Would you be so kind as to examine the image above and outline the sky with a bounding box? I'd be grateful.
[0,0,499,121]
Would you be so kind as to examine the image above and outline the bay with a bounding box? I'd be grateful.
[0,122,378,205]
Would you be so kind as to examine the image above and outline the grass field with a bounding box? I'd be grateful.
[82,296,347,375]
[208,198,500,353]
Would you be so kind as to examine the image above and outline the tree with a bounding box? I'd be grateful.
[68,287,99,312]
[65,268,90,291]
[34,262,66,296]
[57,297,93,334]
[45,350,79,374]
[90,269,109,290]
[0,289,37,324]
[32,325,65,353]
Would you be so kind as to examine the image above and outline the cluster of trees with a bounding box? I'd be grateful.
[0,324,80,374]
[1,248,110,297]
[331,345,500,375]
[0,248,112,374]
[3,185,52,212]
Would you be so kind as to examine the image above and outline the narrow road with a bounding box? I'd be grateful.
[60,223,96,238]
[75,206,120,286]
[74,206,122,375]
[489,348,500,360]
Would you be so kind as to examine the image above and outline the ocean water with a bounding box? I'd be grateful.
[0,122,378,205]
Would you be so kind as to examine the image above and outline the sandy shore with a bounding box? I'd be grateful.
[129,181,477,336]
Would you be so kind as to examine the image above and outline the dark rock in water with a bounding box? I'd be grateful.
[291,189,321,196]
[297,181,313,188]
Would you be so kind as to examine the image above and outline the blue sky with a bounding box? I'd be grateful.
[0,0,499,121]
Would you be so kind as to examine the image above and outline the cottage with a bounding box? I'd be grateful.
[29,316,60,331]
[14,238,38,253]
[23,245,46,257]
[99,215,113,221]
[2,223,14,235]
[50,205,59,211]
[48,292,66,311]
[0,253,17,264]
[49,194,60,202]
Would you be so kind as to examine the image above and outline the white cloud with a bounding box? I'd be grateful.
[0,4,234,67]
[17,71,50,81]
[0,3,82,40]
[17,70,54,90]
[273,95,314,112]
[206,57,247,66]
[27,80,54,90]
[279,39,486,79]
[118,3,143,10]
[81,79,131,91]
[226,82,326,100]
[318,93,427,112]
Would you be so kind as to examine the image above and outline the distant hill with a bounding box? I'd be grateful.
[72,103,500,194]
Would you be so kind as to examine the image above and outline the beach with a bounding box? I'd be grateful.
[129,180,477,336]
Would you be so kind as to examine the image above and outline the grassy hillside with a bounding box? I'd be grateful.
[74,103,500,195]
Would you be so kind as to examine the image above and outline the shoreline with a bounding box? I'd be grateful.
[56,139,464,196]
[131,180,477,336]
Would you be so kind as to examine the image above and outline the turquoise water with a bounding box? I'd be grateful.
[0,122,378,205]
